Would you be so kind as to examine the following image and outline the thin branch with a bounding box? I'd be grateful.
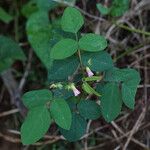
[0,109,19,118]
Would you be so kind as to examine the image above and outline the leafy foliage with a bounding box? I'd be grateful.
[20,5,140,144]
[0,36,25,73]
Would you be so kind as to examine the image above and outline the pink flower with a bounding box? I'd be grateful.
[86,67,94,77]
[70,83,80,96]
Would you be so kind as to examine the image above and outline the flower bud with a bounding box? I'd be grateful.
[86,67,94,77]
[70,83,80,96]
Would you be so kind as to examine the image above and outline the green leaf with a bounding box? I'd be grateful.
[82,82,101,97]
[0,59,13,73]
[21,0,57,18]
[59,113,87,142]
[121,70,140,109]
[22,89,52,109]
[96,3,110,15]
[122,77,140,109]
[37,0,57,11]
[51,39,78,60]
[0,36,25,61]
[104,68,140,109]
[66,97,79,111]
[52,88,74,100]
[21,0,38,18]
[104,68,140,82]
[104,67,126,82]
[0,7,13,23]
[48,56,79,82]
[82,51,113,72]
[0,36,25,73]
[100,83,122,122]
[110,0,129,17]
[50,99,72,130]
[79,33,107,52]
[26,11,52,69]
[78,100,101,120]
[21,106,51,145]
[50,18,76,48]
[61,7,84,33]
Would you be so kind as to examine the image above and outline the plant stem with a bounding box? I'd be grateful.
[77,49,84,70]
[75,33,84,74]
[115,23,150,36]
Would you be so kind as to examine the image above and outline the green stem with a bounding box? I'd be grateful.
[115,23,150,36]
[78,49,84,69]
[75,33,84,74]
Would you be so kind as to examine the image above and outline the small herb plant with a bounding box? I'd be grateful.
[21,6,140,145]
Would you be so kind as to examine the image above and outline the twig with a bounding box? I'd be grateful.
[123,108,146,150]
[0,109,19,118]
[84,120,92,150]
[0,132,62,146]
[0,86,5,103]
[111,121,147,149]
[19,49,33,91]
[52,0,105,22]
